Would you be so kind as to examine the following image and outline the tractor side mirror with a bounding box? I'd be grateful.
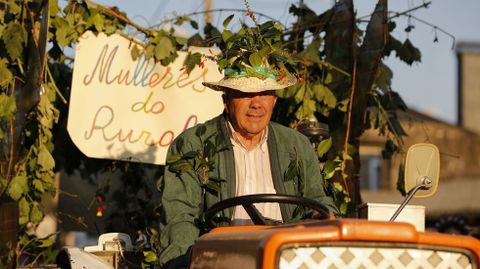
[390,143,440,222]
[404,143,440,198]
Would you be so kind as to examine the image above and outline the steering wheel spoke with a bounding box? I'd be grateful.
[242,203,267,225]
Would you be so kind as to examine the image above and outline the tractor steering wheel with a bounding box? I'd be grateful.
[203,194,330,227]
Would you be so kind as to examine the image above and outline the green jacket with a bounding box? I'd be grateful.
[159,114,338,266]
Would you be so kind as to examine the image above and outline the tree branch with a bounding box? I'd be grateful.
[341,61,357,198]
[83,0,152,37]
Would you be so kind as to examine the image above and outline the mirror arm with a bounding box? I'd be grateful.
[390,178,432,222]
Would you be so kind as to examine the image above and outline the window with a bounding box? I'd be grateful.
[360,155,382,190]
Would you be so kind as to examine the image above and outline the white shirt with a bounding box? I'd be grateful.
[227,121,283,225]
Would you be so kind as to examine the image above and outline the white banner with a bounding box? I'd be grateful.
[68,31,223,165]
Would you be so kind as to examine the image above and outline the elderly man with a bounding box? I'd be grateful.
[159,72,338,267]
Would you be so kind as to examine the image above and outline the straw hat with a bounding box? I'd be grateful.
[202,66,297,93]
[202,75,296,93]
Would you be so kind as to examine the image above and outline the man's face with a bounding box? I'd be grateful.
[224,90,277,139]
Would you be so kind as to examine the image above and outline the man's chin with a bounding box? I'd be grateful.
[244,126,267,136]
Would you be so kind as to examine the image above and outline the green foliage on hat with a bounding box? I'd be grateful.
[177,12,296,82]
[216,16,295,81]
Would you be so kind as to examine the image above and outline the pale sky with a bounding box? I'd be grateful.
[97,0,480,124]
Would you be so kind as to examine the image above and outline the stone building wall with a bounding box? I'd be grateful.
[458,43,480,134]
[360,110,480,219]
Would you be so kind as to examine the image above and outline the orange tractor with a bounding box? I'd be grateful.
[188,143,480,269]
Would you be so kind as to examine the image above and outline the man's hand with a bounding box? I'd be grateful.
[312,210,336,220]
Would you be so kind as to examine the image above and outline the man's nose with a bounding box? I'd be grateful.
[249,96,262,108]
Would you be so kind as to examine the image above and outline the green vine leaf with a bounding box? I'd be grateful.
[89,13,105,32]
[284,161,297,182]
[166,154,182,163]
[2,22,27,60]
[168,159,193,174]
[18,197,30,225]
[49,0,60,16]
[183,52,202,73]
[38,145,55,171]
[312,83,336,109]
[180,150,198,159]
[155,36,175,60]
[183,151,198,159]
[175,35,188,45]
[284,148,303,195]
[397,38,422,65]
[39,237,56,248]
[144,251,158,263]
[54,17,74,47]
[222,30,233,42]
[7,175,28,201]
[193,158,202,171]
[30,202,44,224]
[4,0,21,13]
[295,98,315,119]
[376,62,393,93]
[0,59,13,88]
[294,83,306,103]
[302,38,322,63]
[337,99,349,112]
[33,179,45,193]
[317,137,332,158]
[174,15,198,30]
[206,181,220,194]
[249,52,263,67]
[208,177,226,183]
[339,202,348,215]
[103,24,116,35]
[195,124,207,137]
[130,44,142,60]
[322,160,338,180]
[323,89,337,109]
[292,204,306,220]
[0,92,16,120]
[204,140,215,159]
[333,182,344,192]
[223,14,235,28]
